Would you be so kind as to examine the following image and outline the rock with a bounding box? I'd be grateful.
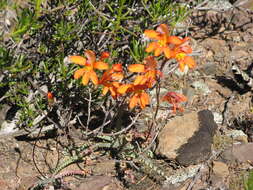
[230,49,249,61]
[212,161,229,177]
[156,110,218,166]
[200,39,229,60]
[232,143,253,163]
[234,0,253,9]
[163,164,202,189]
[0,104,10,126]
[182,87,195,103]
[226,129,248,143]
[0,121,18,136]
[17,176,38,190]
[85,160,116,176]
[191,80,211,96]
[213,112,223,125]
[72,176,123,190]
[220,147,236,163]
[198,62,217,76]
[210,161,229,189]
[174,67,189,77]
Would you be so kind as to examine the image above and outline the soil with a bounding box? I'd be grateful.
[1,2,253,190]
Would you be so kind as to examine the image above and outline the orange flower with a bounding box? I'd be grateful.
[118,84,149,109]
[176,54,196,72]
[167,36,190,46]
[101,81,121,99]
[68,50,108,85]
[128,56,162,87]
[144,24,172,58]
[170,37,196,72]
[99,64,124,99]
[162,92,187,113]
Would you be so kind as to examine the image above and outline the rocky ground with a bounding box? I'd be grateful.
[1,1,253,190]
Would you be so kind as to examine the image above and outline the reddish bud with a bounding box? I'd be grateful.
[47,92,54,100]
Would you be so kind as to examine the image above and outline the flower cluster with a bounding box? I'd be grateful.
[67,24,195,112]
[144,24,196,71]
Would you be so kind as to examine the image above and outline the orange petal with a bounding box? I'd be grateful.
[82,72,90,85]
[89,70,98,85]
[102,86,109,95]
[179,61,185,72]
[112,82,120,88]
[140,92,149,109]
[156,24,169,36]
[93,61,109,70]
[134,75,146,85]
[144,30,160,39]
[128,64,145,73]
[184,56,196,69]
[111,73,124,80]
[74,68,86,79]
[161,95,171,103]
[167,36,183,45]
[109,87,117,97]
[163,47,171,58]
[68,56,86,65]
[85,50,96,64]
[182,37,190,43]
[177,94,187,102]
[154,48,162,57]
[172,103,177,113]
[145,42,158,53]
[117,84,132,94]
[180,45,192,54]
[112,64,123,72]
[129,94,138,109]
